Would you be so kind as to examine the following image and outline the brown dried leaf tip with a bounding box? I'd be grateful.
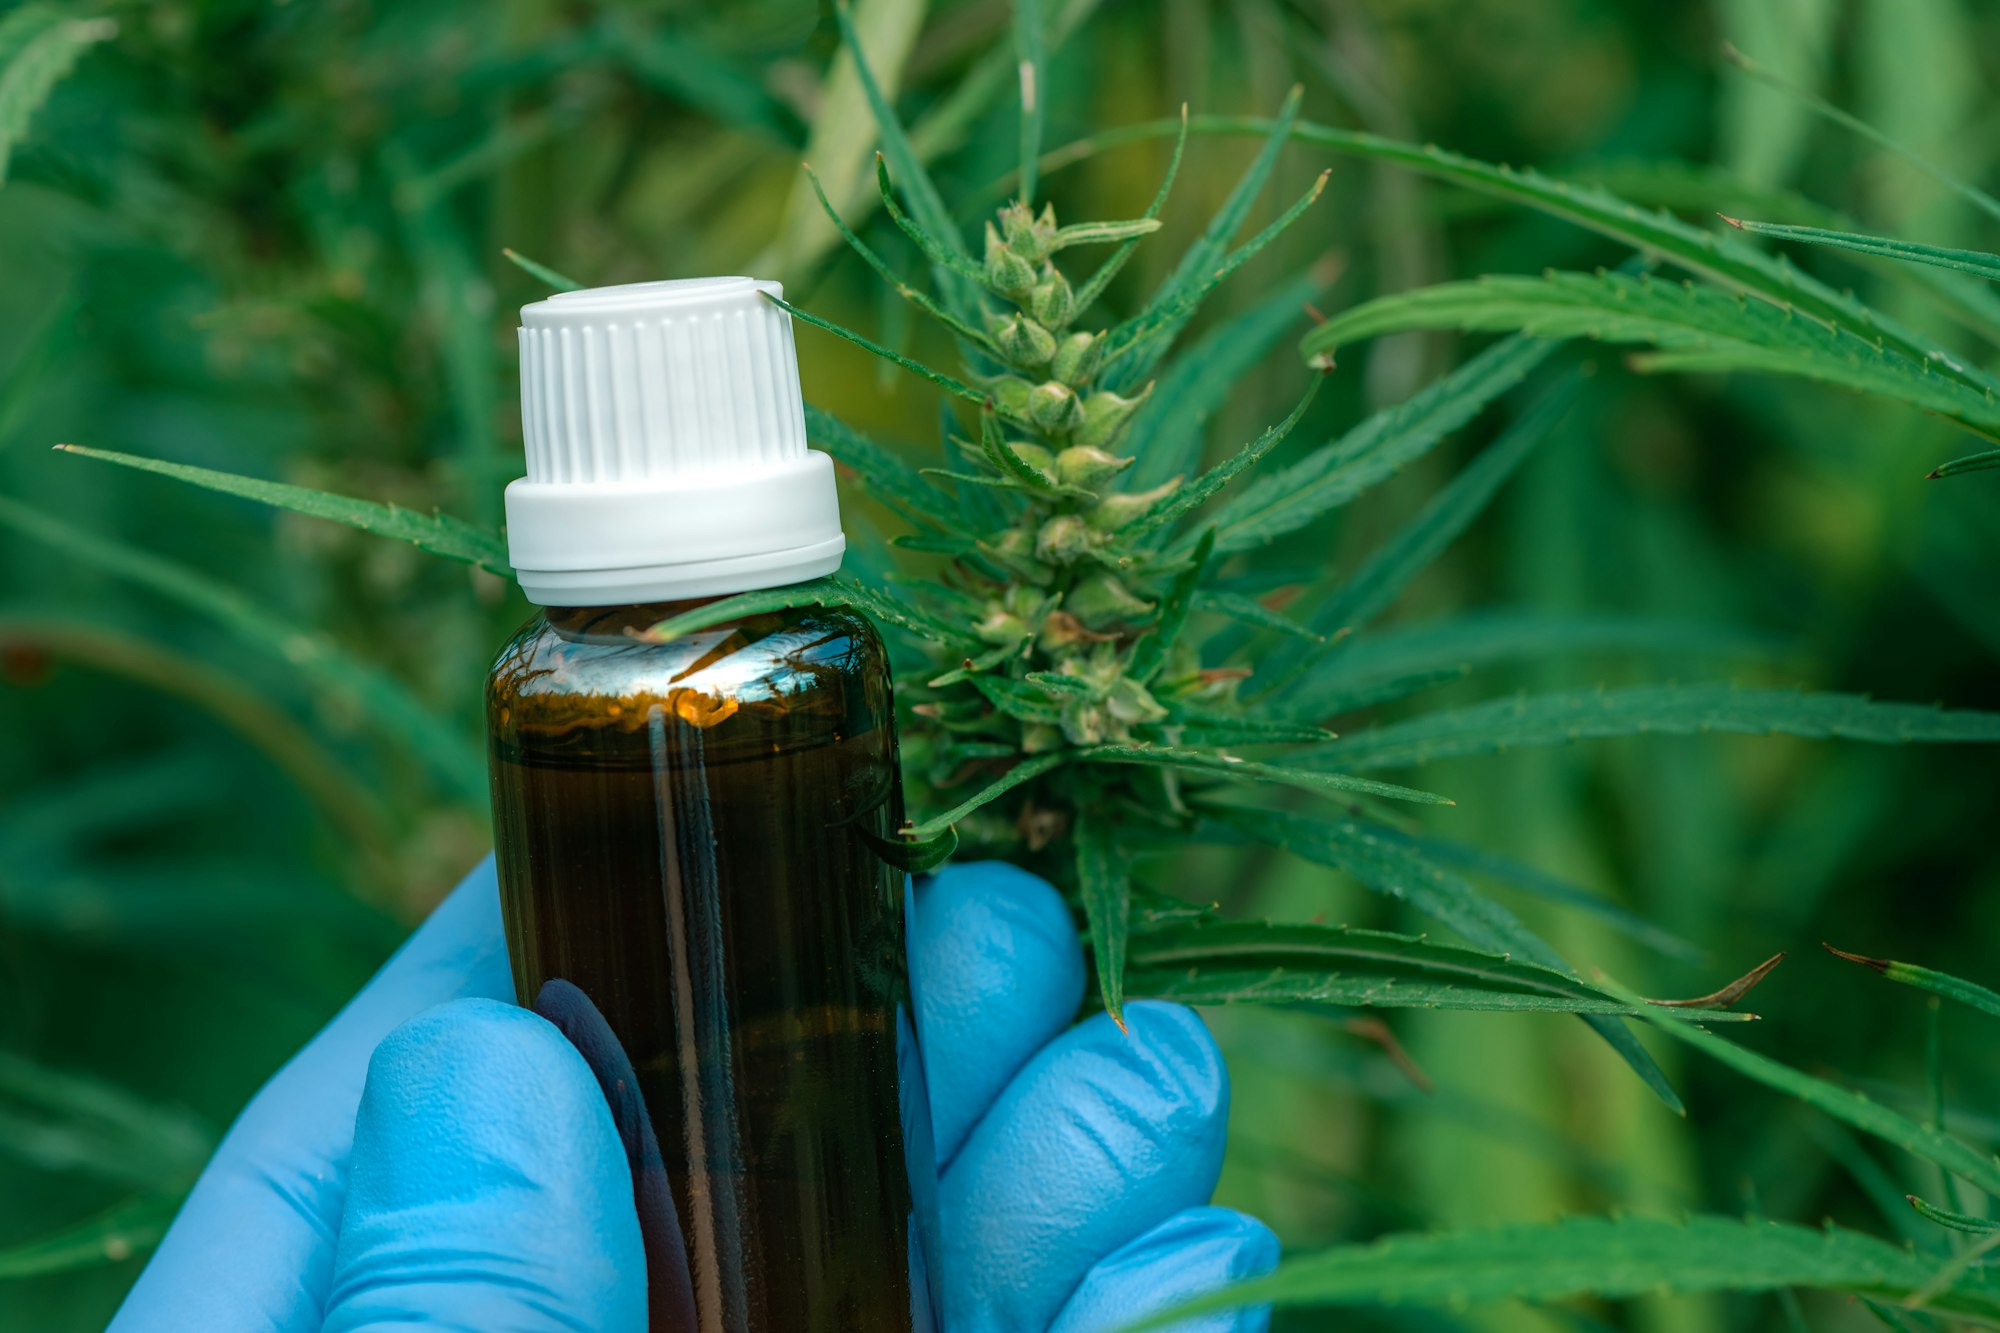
[1822,942,1891,974]
[1648,951,1786,1010]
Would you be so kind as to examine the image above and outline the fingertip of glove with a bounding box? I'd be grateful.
[1086,1001,1229,1127]
[920,862,1081,971]
[357,998,606,1155]
[1047,1207,1280,1333]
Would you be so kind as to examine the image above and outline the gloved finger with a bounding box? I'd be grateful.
[910,860,1085,1167]
[940,1000,1230,1333]
[1049,1207,1278,1333]
[109,857,512,1333]
[322,998,646,1333]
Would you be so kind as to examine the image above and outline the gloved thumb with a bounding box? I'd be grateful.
[320,998,648,1333]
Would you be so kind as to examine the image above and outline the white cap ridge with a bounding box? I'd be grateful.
[505,276,845,606]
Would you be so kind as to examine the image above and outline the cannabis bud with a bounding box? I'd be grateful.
[1065,570,1155,627]
[983,223,1037,295]
[989,376,1035,419]
[1089,479,1179,532]
[1055,445,1132,488]
[1074,388,1148,450]
[1028,381,1085,434]
[1035,512,1097,563]
[1000,201,1056,263]
[993,313,1057,368]
[1051,332,1103,385]
[1030,272,1075,330]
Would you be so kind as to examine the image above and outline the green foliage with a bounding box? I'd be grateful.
[12,2,2000,1325]
[1723,216,2000,285]
[1825,944,2000,1021]
[1122,919,1754,1018]
[1303,270,2000,443]
[1314,685,2000,770]
[0,1197,179,1280]
[0,5,113,185]
[54,446,511,576]
[1131,1215,2000,1325]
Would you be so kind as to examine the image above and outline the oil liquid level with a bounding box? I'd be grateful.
[487,603,935,1333]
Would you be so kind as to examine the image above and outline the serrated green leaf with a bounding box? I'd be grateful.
[1723,216,2000,284]
[1075,811,1128,1024]
[1262,376,1577,694]
[876,155,987,287]
[1104,87,1304,391]
[1633,1001,2000,1199]
[972,673,1068,725]
[800,163,996,351]
[1123,919,1741,1018]
[1928,448,2000,479]
[1083,744,1451,806]
[1210,335,1558,553]
[766,291,989,407]
[1824,945,2000,1022]
[1909,1195,2000,1236]
[1302,269,2000,441]
[905,752,1068,840]
[1138,377,1321,544]
[643,573,970,647]
[1056,112,2000,400]
[804,405,959,530]
[0,498,487,804]
[1125,270,1330,492]
[1201,803,1683,1111]
[1051,218,1162,248]
[1311,684,2000,771]
[501,247,583,292]
[0,7,116,186]
[1170,709,1333,747]
[1106,167,1329,381]
[1188,589,1322,643]
[1281,612,1782,720]
[55,445,512,575]
[1125,1214,2000,1327]
[0,1194,179,1278]
[1023,669,1093,698]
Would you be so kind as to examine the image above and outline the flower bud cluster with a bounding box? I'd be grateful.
[932,196,1203,776]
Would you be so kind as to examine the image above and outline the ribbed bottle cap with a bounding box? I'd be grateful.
[504,277,844,606]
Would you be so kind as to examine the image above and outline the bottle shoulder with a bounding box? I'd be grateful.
[487,601,889,717]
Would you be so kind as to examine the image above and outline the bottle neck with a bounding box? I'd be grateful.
[542,598,723,642]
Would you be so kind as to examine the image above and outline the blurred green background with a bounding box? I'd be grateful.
[4,1,2000,1328]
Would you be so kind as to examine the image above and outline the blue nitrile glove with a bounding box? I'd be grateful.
[108,858,1276,1332]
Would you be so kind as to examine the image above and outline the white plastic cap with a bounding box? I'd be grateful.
[505,276,845,606]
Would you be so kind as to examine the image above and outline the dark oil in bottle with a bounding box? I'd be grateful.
[486,599,938,1333]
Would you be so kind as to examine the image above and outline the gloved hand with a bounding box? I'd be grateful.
[108,858,1276,1332]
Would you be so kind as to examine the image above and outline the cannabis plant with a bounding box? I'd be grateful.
[20,0,2000,1321]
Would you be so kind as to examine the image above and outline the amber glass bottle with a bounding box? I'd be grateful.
[487,599,934,1332]
[488,278,937,1331]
